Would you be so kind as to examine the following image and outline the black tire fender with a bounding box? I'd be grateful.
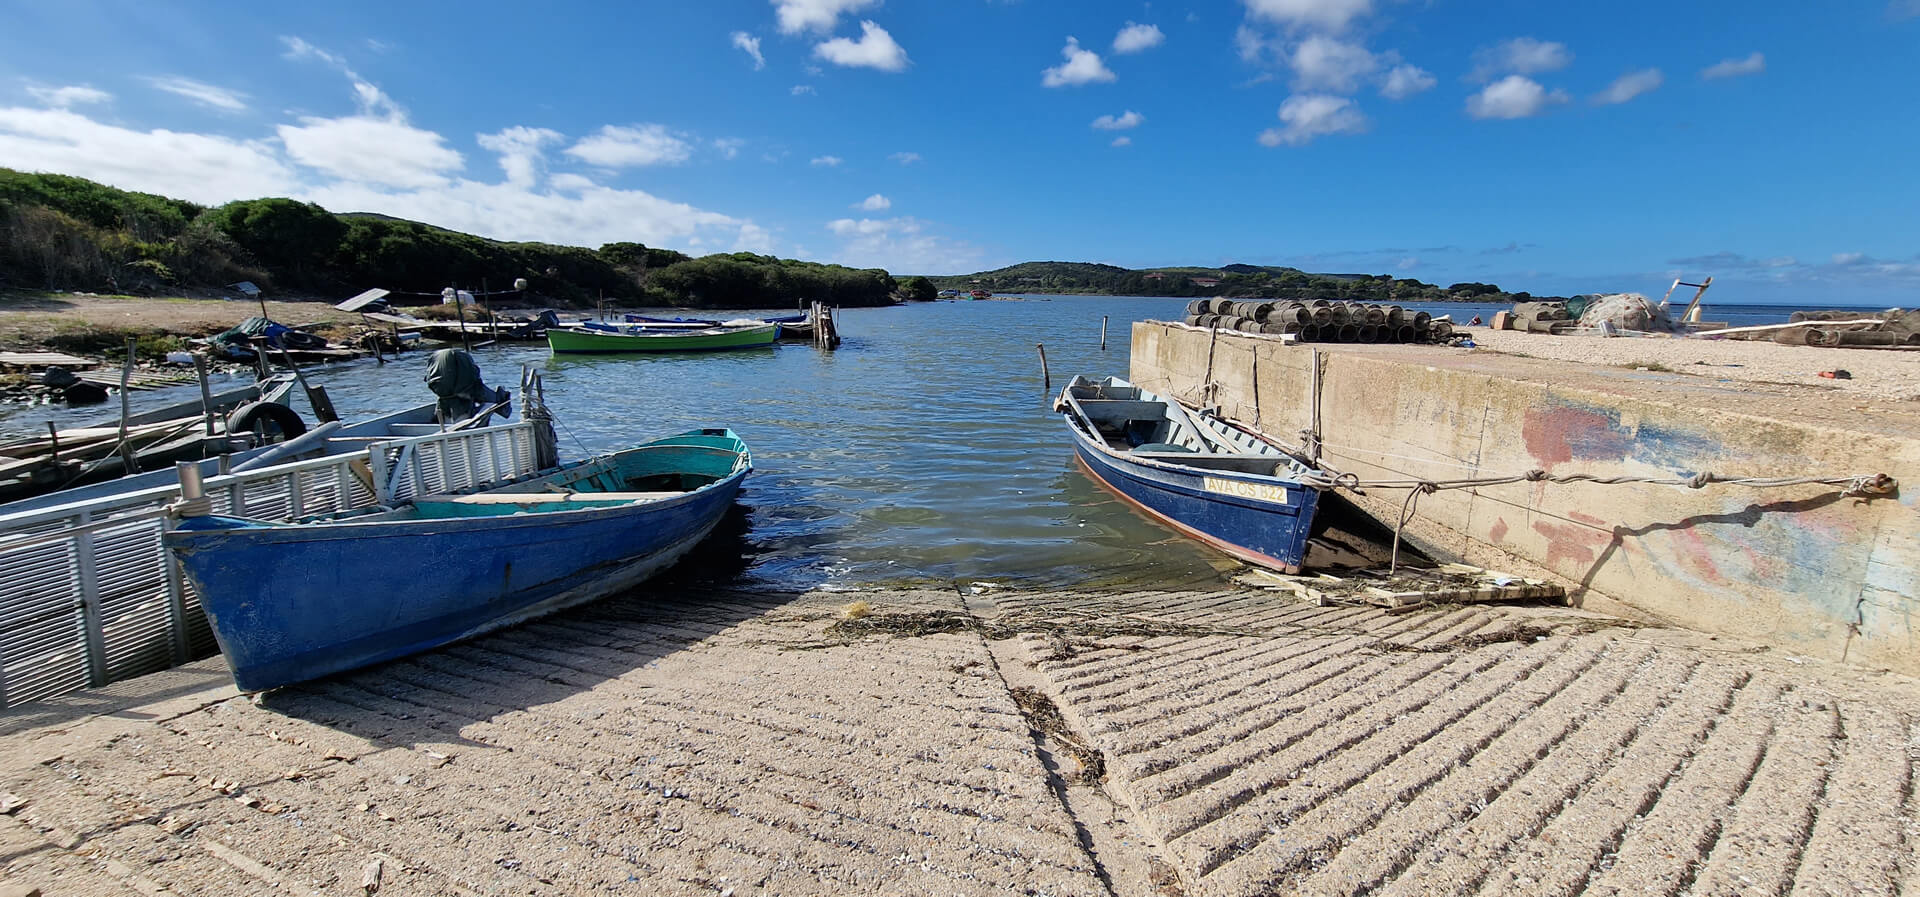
[226,401,307,441]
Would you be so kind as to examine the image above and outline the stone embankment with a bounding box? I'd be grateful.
[3,585,1914,896]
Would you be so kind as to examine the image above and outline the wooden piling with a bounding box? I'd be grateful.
[1101,316,1109,351]
[193,354,216,437]
[1037,343,1051,393]
[116,338,136,472]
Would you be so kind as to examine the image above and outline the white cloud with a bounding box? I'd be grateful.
[1113,22,1165,54]
[1396,257,1419,270]
[476,126,562,188]
[1469,37,1573,82]
[822,216,984,273]
[813,21,910,72]
[1702,52,1765,79]
[1832,252,1865,266]
[1258,94,1367,146]
[1111,136,1132,147]
[1593,68,1663,105]
[1380,64,1435,99]
[280,36,347,68]
[734,223,775,254]
[1290,35,1379,93]
[25,85,111,108]
[1466,75,1569,119]
[144,76,247,112]
[279,115,463,189]
[1091,110,1145,130]
[854,193,891,211]
[305,178,762,252]
[730,32,765,70]
[1894,0,1920,18]
[792,84,817,96]
[275,34,461,189]
[564,124,693,168]
[0,105,295,203]
[1241,0,1373,32]
[713,137,745,159]
[1042,37,1116,87]
[0,95,771,259]
[889,151,921,164]
[811,155,843,166]
[772,0,880,35]
[1235,26,1272,64]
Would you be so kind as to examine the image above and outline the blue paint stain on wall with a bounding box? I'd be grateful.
[1526,396,1725,475]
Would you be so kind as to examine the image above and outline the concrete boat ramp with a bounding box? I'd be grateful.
[3,584,1916,896]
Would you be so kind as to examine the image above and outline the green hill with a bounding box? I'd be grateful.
[0,169,898,309]
[926,260,1550,304]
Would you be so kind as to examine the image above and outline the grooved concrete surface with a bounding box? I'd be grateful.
[2,586,1915,896]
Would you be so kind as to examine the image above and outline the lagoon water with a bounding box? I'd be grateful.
[0,295,1888,593]
[384,296,1236,592]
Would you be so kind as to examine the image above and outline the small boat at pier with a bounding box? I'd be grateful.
[547,321,780,353]
[165,428,752,692]
[0,373,299,504]
[1056,376,1322,573]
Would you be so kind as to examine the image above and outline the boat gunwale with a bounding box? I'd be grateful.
[167,432,751,543]
[1056,376,1318,498]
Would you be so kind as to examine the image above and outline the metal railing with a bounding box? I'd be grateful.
[0,421,541,709]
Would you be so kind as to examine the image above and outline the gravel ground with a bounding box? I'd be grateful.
[1467,329,1920,402]
[3,584,1916,896]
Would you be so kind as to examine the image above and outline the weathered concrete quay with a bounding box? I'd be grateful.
[3,585,1917,896]
[1132,322,1920,676]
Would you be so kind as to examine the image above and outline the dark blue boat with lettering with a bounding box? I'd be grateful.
[164,428,751,692]
[1056,376,1322,573]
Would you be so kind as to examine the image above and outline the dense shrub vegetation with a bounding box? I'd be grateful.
[925,261,1554,303]
[0,169,900,308]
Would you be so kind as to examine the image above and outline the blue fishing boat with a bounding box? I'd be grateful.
[164,428,751,692]
[1056,376,1322,573]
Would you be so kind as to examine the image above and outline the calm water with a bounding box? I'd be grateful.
[4,297,1244,592]
[0,295,1888,592]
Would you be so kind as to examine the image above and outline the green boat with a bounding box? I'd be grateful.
[546,322,780,354]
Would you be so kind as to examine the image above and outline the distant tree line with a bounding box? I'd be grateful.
[0,169,899,308]
[922,261,1553,304]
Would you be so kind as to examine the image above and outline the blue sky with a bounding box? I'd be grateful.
[1,0,1916,303]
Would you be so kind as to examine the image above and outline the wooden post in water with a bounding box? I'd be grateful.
[1100,315,1109,351]
[116,337,137,472]
[483,278,498,338]
[193,354,216,437]
[1036,343,1051,393]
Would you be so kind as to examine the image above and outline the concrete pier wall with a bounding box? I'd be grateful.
[1131,321,1920,674]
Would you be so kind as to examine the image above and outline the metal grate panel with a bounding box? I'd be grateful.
[0,420,541,708]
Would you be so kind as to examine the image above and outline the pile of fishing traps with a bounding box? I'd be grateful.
[1183,299,1458,344]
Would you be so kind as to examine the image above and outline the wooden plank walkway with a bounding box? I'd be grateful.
[0,352,96,369]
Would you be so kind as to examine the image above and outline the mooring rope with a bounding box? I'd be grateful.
[1350,470,1899,572]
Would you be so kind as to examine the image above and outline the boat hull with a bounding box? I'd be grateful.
[1060,385,1319,573]
[165,439,748,691]
[546,323,778,353]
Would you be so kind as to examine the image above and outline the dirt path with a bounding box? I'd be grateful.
[2,585,1915,896]
[0,292,367,350]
